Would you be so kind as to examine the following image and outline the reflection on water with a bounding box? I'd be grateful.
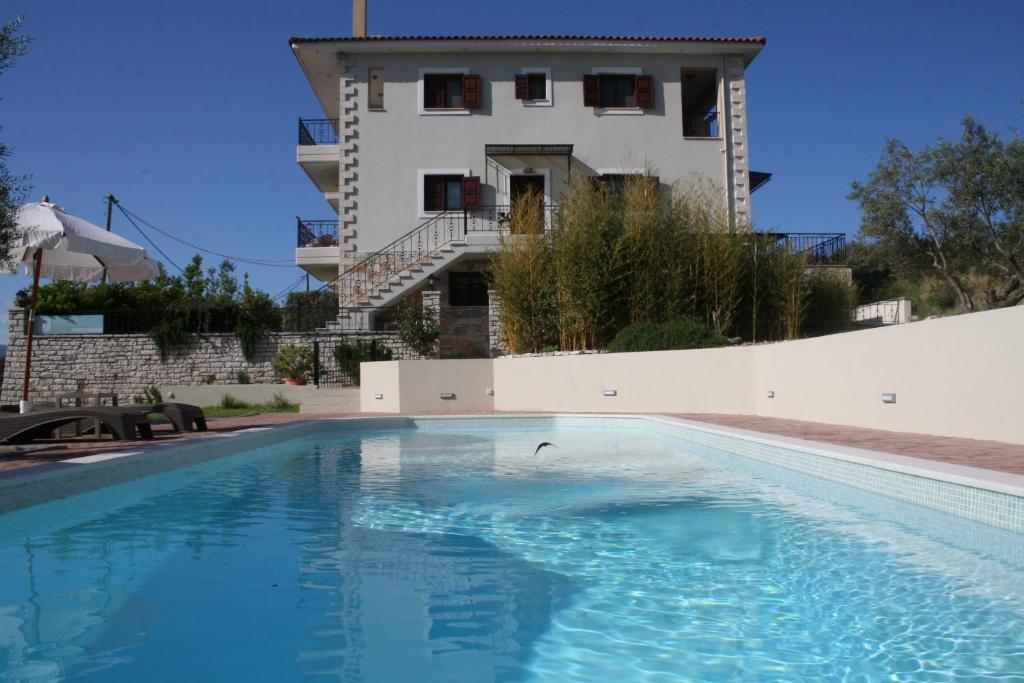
[0,427,1023,681]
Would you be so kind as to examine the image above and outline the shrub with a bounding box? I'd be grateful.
[149,310,194,359]
[266,392,294,410]
[606,317,730,353]
[143,385,162,403]
[333,339,393,384]
[235,369,250,384]
[234,286,282,362]
[220,394,250,410]
[396,296,439,357]
[272,344,313,381]
[283,290,338,332]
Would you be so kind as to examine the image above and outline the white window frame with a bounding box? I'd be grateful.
[417,168,472,218]
[417,67,472,116]
[518,67,553,107]
[500,167,552,205]
[590,66,644,116]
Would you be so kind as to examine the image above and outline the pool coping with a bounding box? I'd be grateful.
[2,414,1024,521]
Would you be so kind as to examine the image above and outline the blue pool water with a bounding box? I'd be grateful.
[2,423,1024,681]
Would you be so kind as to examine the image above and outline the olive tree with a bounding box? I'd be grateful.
[850,117,1024,312]
[0,17,30,269]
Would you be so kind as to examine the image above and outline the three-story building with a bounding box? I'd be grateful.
[290,25,767,356]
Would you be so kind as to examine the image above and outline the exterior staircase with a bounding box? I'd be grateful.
[321,209,485,333]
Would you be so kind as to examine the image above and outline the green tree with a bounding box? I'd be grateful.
[850,117,1024,312]
[0,17,31,269]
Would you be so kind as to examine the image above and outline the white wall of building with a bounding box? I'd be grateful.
[336,51,746,251]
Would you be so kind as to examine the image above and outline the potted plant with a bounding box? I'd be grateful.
[272,344,313,385]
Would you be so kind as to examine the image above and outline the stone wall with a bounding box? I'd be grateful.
[1,309,419,404]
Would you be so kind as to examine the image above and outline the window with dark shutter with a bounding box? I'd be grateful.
[461,176,481,208]
[635,75,654,108]
[424,175,466,212]
[462,74,481,108]
[514,74,529,100]
[583,74,600,107]
[423,73,465,109]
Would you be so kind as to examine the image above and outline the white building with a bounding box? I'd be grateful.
[289,16,769,355]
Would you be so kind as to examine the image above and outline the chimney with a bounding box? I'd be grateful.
[353,0,367,38]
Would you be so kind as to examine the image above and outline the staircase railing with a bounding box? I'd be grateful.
[334,210,465,310]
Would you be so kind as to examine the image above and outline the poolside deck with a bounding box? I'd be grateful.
[1,412,1022,477]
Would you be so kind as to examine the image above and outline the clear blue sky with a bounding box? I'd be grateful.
[1,0,1021,344]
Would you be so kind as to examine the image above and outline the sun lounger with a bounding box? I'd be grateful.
[0,407,154,444]
[134,403,207,433]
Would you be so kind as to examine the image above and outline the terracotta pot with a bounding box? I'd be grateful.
[283,378,307,386]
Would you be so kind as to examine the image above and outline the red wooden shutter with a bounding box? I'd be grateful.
[462,74,481,108]
[635,75,654,108]
[425,176,445,211]
[583,75,600,107]
[461,176,481,209]
[514,74,529,100]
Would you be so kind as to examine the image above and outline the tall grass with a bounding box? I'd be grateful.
[489,170,841,352]
[490,191,555,354]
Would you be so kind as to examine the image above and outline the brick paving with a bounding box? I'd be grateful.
[675,414,1024,475]
[2,411,1023,478]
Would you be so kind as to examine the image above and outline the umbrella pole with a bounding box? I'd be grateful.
[22,250,42,403]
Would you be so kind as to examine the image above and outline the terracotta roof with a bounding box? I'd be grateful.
[289,34,766,46]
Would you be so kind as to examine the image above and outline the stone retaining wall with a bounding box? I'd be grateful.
[0,309,419,404]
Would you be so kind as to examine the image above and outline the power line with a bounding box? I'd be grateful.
[271,274,307,302]
[116,204,298,268]
[116,206,186,274]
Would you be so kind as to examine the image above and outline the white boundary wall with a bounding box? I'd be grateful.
[360,307,1024,445]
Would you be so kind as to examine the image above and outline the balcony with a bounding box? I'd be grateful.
[298,118,339,145]
[296,218,340,283]
[296,118,340,194]
[758,232,847,264]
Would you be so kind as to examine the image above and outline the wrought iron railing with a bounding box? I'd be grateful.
[335,210,465,310]
[464,204,559,233]
[298,118,340,145]
[759,232,847,264]
[297,218,339,248]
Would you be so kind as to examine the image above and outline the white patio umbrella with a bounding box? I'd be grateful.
[4,199,161,404]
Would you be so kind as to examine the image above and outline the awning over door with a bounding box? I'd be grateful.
[485,144,573,156]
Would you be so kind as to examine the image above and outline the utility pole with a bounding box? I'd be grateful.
[102,194,117,284]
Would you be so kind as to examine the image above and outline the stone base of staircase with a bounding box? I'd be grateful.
[299,388,361,414]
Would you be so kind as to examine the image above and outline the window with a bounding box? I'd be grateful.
[682,69,719,137]
[423,175,465,212]
[599,74,635,108]
[420,173,480,214]
[368,67,384,110]
[424,74,464,109]
[515,73,546,100]
[421,72,481,111]
[449,272,489,307]
[595,171,659,196]
[515,67,552,107]
[583,70,654,111]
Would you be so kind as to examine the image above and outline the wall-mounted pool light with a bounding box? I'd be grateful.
[440,392,456,400]
[603,389,617,397]
[373,393,383,400]
[486,388,494,396]
[882,393,896,404]
[766,390,775,398]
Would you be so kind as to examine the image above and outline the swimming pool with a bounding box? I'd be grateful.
[2,416,1023,681]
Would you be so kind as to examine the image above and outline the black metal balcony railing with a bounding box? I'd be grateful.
[297,219,339,248]
[464,205,558,233]
[298,118,340,145]
[760,232,847,264]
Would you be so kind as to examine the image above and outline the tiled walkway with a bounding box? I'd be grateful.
[2,411,1023,477]
[675,413,1024,475]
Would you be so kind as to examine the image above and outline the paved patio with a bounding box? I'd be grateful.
[2,411,1023,477]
